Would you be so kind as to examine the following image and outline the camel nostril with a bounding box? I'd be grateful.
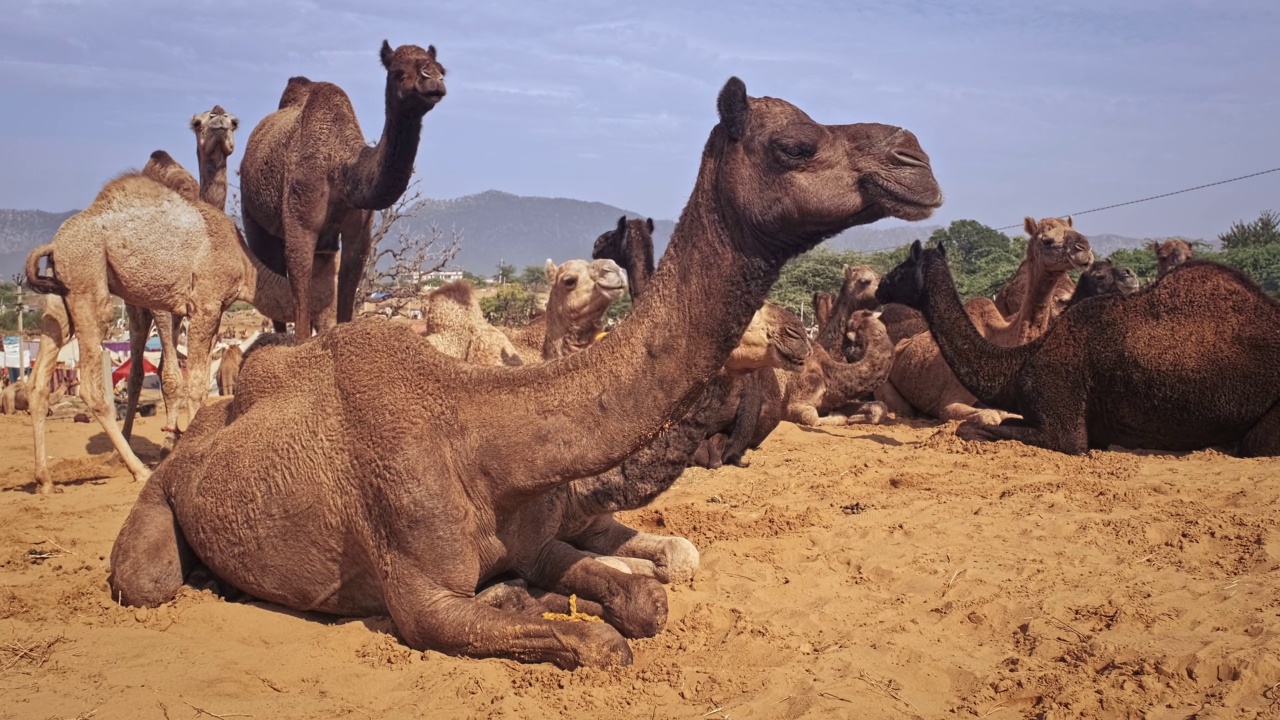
[892,149,930,169]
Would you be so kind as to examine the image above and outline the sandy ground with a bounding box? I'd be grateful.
[1,410,1278,720]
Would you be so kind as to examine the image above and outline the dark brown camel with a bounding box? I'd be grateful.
[1151,238,1194,278]
[108,77,941,668]
[592,216,656,300]
[877,242,1280,456]
[240,40,446,335]
[1067,259,1140,306]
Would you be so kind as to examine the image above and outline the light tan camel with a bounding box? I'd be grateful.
[767,309,894,427]
[239,41,446,336]
[815,265,879,356]
[419,281,524,367]
[217,344,243,397]
[108,77,942,667]
[24,151,319,494]
[498,258,626,363]
[874,216,1092,425]
[1,380,28,415]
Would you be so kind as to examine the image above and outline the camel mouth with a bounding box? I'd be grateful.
[1119,276,1141,293]
[596,281,626,293]
[862,175,944,223]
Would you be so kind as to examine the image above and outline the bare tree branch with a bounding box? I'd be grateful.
[357,179,462,317]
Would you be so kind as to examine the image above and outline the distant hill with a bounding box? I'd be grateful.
[401,190,675,273]
[0,209,76,278]
[0,194,1173,281]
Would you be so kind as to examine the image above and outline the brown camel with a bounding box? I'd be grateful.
[993,220,1079,318]
[592,216,655,300]
[1151,238,1194,278]
[240,41,446,336]
[812,291,835,332]
[878,242,1280,455]
[500,258,625,363]
[1067,258,1140,306]
[24,151,319,494]
[815,264,878,356]
[1,380,28,415]
[216,344,243,397]
[108,77,942,668]
[419,281,525,367]
[874,216,1092,425]
[879,303,928,345]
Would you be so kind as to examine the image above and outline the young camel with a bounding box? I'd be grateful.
[240,41,446,335]
[24,152,321,494]
[874,216,1092,425]
[1151,238,1194,279]
[768,309,894,428]
[108,78,942,668]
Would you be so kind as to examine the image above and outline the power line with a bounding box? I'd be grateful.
[994,166,1280,231]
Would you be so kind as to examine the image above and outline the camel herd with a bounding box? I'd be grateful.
[11,39,1280,668]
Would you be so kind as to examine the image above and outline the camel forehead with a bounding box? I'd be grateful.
[390,44,443,68]
[748,96,817,127]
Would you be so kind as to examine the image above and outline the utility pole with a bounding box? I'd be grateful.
[11,274,26,378]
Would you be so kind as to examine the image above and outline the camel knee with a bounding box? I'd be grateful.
[108,479,189,607]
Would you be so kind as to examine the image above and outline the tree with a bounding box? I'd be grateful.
[518,265,548,291]
[480,284,539,327]
[356,179,462,317]
[495,261,517,286]
[928,220,1023,299]
[1219,210,1280,251]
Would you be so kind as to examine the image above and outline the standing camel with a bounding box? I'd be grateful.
[239,40,446,336]
[109,78,943,667]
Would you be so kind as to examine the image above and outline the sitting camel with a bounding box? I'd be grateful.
[992,222,1079,318]
[1151,238,1194,279]
[217,344,244,397]
[420,281,525,366]
[592,216,656,300]
[24,151,323,494]
[874,216,1092,426]
[815,265,878,358]
[108,77,942,668]
[500,258,625,362]
[877,241,1280,456]
[1067,259,1140,306]
[1,380,28,415]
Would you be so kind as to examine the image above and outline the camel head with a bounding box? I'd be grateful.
[708,78,942,257]
[1023,216,1093,273]
[1150,239,1193,278]
[812,291,835,328]
[1079,259,1120,300]
[190,105,239,163]
[545,258,626,329]
[1115,265,1140,295]
[726,301,811,373]
[593,216,655,264]
[875,239,936,309]
[842,265,880,308]
[380,40,446,113]
[844,308,887,349]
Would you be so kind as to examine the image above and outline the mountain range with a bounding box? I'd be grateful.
[0,192,1163,279]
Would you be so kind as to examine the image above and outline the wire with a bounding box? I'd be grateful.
[994,166,1280,231]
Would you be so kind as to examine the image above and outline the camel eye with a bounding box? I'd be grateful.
[774,139,816,161]
[563,277,577,289]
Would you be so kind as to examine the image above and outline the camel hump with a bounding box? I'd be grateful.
[242,332,296,363]
[24,242,67,296]
[278,77,315,109]
[432,280,475,307]
[142,150,201,201]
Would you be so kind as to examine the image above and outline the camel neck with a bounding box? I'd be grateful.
[199,153,228,211]
[346,95,424,210]
[479,146,781,495]
[1015,263,1067,343]
[628,241,655,301]
[920,255,1037,409]
[817,288,857,355]
[817,324,892,405]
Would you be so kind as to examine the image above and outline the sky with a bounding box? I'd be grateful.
[1,0,1278,241]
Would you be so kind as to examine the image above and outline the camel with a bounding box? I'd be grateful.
[993,223,1079,318]
[812,291,835,332]
[24,151,321,494]
[240,41,446,336]
[122,105,242,441]
[108,77,942,668]
[877,242,1280,455]
[879,303,928,345]
[1067,259,1140,306]
[767,309,893,428]
[538,258,625,360]
[592,216,656,300]
[1151,238,1194,278]
[216,344,243,397]
[815,265,878,357]
[874,216,1092,426]
[420,281,524,366]
[1,380,28,415]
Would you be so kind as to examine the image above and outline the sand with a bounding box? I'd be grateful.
[1,411,1278,720]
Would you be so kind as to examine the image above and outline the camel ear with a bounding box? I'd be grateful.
[717,77,749,142]
[427,44,437,60]
[545,259,558,283]
[909,239,923,262]
[1065,215,1073,227]
[1023,216,1038,237]
[380,40,394,69]
[843,265,855,280]
[190,114,203,132]
[936,240,948,259]
[646,217,654,233]
[870,310,883,320]
[616,215,627,233]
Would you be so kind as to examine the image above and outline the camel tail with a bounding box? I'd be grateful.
[23,243,67,296]
[109,474,194,607]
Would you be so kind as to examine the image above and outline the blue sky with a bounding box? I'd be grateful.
[2,0,1277,240]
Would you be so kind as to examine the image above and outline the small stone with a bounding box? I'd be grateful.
[134,607,151,623]
[967,611,985,625]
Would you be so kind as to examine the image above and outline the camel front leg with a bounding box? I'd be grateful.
[787,403,849,427]
[181,310,221,428]
[384,576,632,670]
[526,539,668,639]
[874,378,916,418]
[310,253,338,334]
[122,305,150,440]
[64,296,151,482]
[336,210,373,323]
[569,515,700,584]
[153,312,185,439]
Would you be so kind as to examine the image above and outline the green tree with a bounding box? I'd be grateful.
[928,220,1023,299]
[461,270,489,287]
[1223,243,1280,294]
[518,264,548,290]
[1219,210,1280,251]
[480,284,540,326]
[495,261,517,285]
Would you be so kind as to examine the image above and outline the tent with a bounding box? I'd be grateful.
[111,356,159,387]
